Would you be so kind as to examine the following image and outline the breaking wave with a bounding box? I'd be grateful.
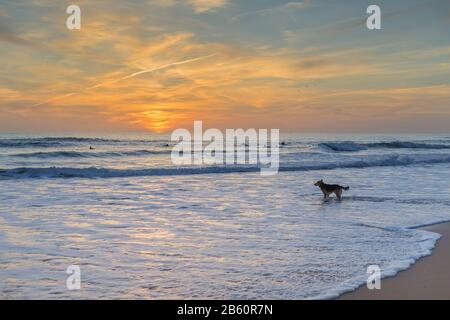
[319,142,367,152]
[320,141,450,152]
[0,137,169,148]
[2,153,450,179]
[10,150,171,159]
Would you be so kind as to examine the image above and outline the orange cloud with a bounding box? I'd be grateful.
[1,3,449,133]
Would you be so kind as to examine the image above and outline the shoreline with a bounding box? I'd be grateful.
[338,221,450,300]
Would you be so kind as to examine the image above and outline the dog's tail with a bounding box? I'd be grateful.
[343,186,350,191]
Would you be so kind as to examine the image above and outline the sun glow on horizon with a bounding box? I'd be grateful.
[137,110,172,133]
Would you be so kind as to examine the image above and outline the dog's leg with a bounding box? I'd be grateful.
[335,189,342,200]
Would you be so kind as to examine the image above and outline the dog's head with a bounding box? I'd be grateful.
[314,179,323,186]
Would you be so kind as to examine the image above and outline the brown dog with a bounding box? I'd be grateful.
[314,180,349,200]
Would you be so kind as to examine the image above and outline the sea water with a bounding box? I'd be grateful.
[0,133,449,299]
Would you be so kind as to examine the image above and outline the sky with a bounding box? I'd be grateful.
[0,0,449,133]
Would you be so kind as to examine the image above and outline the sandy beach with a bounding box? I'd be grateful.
[339,221,450,300]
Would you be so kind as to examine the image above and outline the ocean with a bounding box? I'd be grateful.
[0,133,449,299]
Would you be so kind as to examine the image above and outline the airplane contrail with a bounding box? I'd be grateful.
[32,53,218,107]
[88,54,217,90]
[31,93,76,107]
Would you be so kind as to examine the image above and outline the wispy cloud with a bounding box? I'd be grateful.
[0,22,36,47]
[189,0,228,12]
[148,0,228,12]
[231,0,311,22]
[32,54,218,107]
